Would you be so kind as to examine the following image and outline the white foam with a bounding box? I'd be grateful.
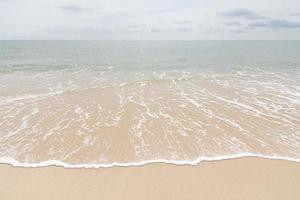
[0,153,299,169]
[0,67,299,169]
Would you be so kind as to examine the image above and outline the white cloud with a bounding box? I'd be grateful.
[1,0,300,39]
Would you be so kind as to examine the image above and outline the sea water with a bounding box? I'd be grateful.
[0,40,299,168]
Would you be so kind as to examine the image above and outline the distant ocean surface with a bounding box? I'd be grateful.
[0,41,299,168]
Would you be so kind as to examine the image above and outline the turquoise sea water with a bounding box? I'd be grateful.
[1,40,300,70]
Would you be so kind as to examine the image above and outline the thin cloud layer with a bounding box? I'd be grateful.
[60,4,85,12]
[0,0,300,40]
[225,21,243,26]
[219,8,269,21]
[249,19,300,29]
[173,20,193,25]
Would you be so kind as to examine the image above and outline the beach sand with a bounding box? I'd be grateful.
[0,157,299,200]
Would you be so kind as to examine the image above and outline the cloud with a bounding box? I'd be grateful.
[119,13,138,18]
[46,27,113,35]
[231,29,246,33]
[128,24,147,28]
[128,24,140,28]
[50,26,149,35]
[150,28,169,33]
[225,21,242,26]
[0,0,14,3]
[199,26,222,34]
[60,4,85,12]
[248,19,300,28]
[1,0,300,40]
[176,27,194,32]
[219,8,266,20]
[173,20,192,25]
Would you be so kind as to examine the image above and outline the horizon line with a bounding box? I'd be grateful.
[1,39,300,41]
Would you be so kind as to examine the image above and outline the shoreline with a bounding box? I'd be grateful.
[1,157,300,200]
[0,153,300,169]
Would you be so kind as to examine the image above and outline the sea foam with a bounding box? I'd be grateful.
[0,153,300,168]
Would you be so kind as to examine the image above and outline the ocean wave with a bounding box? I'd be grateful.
[1,66,299,169]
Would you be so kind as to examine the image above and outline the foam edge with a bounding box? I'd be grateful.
[0,153,299,169]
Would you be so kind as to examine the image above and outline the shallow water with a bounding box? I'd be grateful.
[0,41,299,167]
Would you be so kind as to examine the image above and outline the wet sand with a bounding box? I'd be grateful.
[0,157,299,200]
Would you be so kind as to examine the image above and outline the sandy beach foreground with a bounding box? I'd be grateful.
[0,157,299,200]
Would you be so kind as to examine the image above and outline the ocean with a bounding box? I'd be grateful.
[0,40,299,168]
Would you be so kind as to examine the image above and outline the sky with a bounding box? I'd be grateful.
[1,0,300,40]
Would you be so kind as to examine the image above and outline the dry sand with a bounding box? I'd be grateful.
[0,157,300,200]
